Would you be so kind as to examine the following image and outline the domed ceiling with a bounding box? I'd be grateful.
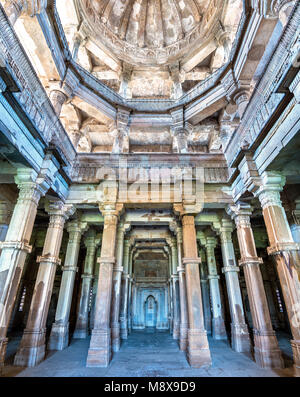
[76,0,222,66]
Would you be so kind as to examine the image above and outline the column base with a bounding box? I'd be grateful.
[291,339,300,377]
[0,338,8,372]
[73,328,89,339]
[14,330,46,367]
[86,328,111,367]
[253,331,284,369]
[111,323,121,352]
[173,322,180,340]
[187,329,212,368]
[120,328,128,340]
[48,322,69,351]
[231,323,251,353]
[179,325,188,351]
[120,317,128,339]
[212,317,227,340]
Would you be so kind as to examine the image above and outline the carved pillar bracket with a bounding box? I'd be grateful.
[49,89,68,117]
[112,107,131,154]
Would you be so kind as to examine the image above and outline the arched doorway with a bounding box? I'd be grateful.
[144,295,157,328]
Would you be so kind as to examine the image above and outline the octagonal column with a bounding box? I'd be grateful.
[48,221,87,350]
[90,245,102,330]
[182,215,211,368]
[14,202,74,367]
[176,227,189,351]
[74,229,99,339]
[220,219,251,353]
[198,248,212,335]
[229,204,284,368]
[254,172,300,375]
[170,238,180,340]
[120,239,130,339]
[205,237,227,340]
[0,169,48,371]
[111,223,129,352]
[86,205,121,367]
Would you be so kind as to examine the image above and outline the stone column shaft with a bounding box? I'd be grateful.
[74,230,98,339]
[199,258,212,335]
[170,240,180,340]
[120,240,130,339]
[182,215,211,368]
[86,208,119,367]
[176,228,188,351]
[111,224,126,352]
[14,202,73,367]
[220,220,251,353]
[205,238,227,340]
[230,204,283,368]
[0,170,47,370]
[48,222,84,350]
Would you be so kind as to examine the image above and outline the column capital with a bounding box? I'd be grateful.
[99,203,123,219]
[14,168,49,205]
[227,202,253,228]
[45,201,75,220]
[205,236,218,250]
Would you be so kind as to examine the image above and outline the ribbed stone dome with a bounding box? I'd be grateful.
[77,0,217,66]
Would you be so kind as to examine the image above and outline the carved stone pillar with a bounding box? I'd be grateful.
[120,239,130,339]
[0,169,48,371]
[169,238,180,340]
[90,245,101,331]
[182,215,211,368]
[111,223,129,352]
[198,249,212,335]
[0,201,12,242]
[176,227,188,351]
[128,276,134,333]
[86,205,121,367]
[3,0,47,25]
[48,221,86,350]
[49,89,68,117]
[229,203,284,368]
[14,201,74,367]
[254,172,300,374]
[219,219,251,353]
[74,229,99,339]
[205,237,227,340]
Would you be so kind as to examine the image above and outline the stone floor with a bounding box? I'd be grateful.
[1,329,295,377]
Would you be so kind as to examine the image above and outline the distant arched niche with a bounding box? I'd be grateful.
[144,295,157,328]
